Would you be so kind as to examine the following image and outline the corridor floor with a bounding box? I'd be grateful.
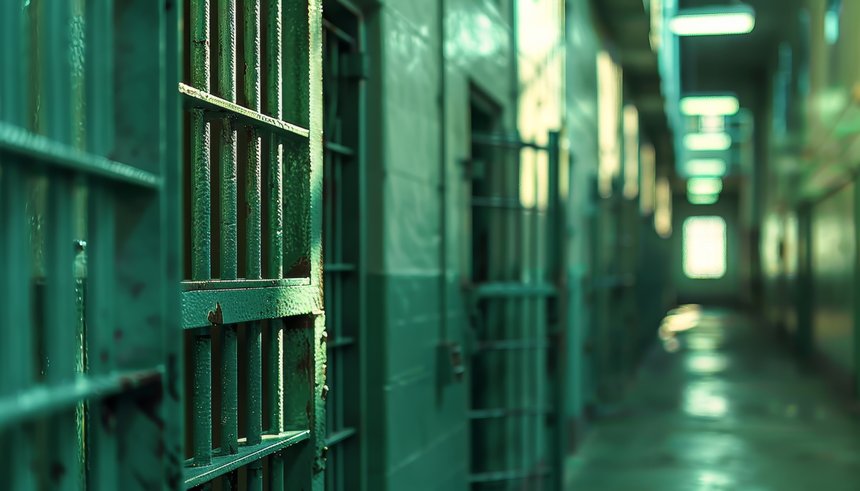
[565,308,860,490]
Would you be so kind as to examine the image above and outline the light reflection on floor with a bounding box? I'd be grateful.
[565,308,860,491]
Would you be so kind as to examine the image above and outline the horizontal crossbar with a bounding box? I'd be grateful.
[182,284,322,328]
[324,427,356,447]
[0,122,161,188]
[184,430,310,488]
[471,282,557,298]
[0,368,162,429]
[179,83,310,140]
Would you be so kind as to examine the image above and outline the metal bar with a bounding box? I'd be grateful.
[182,277,308,291]
[221,326,239,455]
[323,427,356,447]
[266,0,284,278]
[193,331,213,465]
[471,133,549,151]
[0,166,34,490]
[269,452,285,490]
[190,0,212,281]
[181,284,321,328]
[41,3,79,487]
[85,183,120,491]
[218,0,238,281]
[246,322,263,445]
[324,141,355,157]
[180,84,310,139]
[183,430,309,489]
[268,319,284,433]
[0,123,158,187]
[471,282,557,298]
[0,369,162,429]
[326,337,355,349]
[323,262,356,273]
[244,0,262,279]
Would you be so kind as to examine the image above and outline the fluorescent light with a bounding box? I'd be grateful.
[670,6,755,36]
[684,132,732,151]
[687,178,723,196]
[681,96,739,116]
[688,194,719,205]
[686,159,727,177]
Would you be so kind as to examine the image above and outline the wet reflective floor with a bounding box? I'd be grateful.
[565,308,860,490]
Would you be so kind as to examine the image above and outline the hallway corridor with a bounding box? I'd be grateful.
[565,309,860,491]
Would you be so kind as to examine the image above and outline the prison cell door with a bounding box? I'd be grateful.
[466,131,563,491]
[179,0,326,489]
[0,1,183,489]
[322,2,366,490]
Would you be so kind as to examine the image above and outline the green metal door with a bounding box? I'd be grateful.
[0,1,182,489]
[179,0,326,489]
[321,1,366,490]
[465,128,563,490]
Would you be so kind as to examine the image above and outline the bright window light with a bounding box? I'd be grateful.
[669,6,755,37]
[623,105,640,200]
[681,96,740,116]
[686,159,727,177]
[687,177,723,196]
[684,132,732,151]
[683,216,727,279]
[655,177,672,238]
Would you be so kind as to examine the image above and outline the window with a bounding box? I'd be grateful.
[683,216,727,279]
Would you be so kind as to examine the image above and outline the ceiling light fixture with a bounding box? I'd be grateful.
[687,177,723,196]
[685,159,727,177]
[681,95,740,116]
[669,5,756,37]
[684,133,732,151]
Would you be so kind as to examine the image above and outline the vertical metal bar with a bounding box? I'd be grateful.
[246,322,263,445]
[190,0,213,468]
[269,453,285,490]
[217,0,239,459]
[269,318,284,433]
[86,185,119,491]
[218,0,238,279]
[247,333,262,488]
[0,167,35,490]
[267,0,284,278]
[41,2,80,488]
[245,0,262,279]
[193,330,213,465]
[191,0,212,281]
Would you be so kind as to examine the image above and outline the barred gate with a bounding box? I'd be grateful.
[0,1,183,489]
[466,129,564,491]
[0,0,325,489]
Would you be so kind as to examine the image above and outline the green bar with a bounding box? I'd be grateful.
[246,460,263,491]
[268,319,284,433]
[267,0,284,278]
[191,0,211,280]
[269,452,285,490]
[218,0,238,280]
[86,0,114,155]
[41,2,80,488]
[193,332,213,465]
[245,0,262,279]
[0,165,35,490]
[86,184,119,490]
[221,326,238,454]
[246,322,263,445]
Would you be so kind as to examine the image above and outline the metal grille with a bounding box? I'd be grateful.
[179,0,325,489]
[322,2,365,490]
[466,126,563,490]
[0,1,182,489]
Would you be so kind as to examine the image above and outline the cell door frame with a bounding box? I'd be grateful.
[464,98,564,490]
